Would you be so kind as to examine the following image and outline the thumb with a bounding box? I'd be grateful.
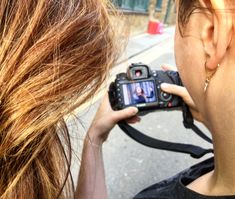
[161,83,197,110]
[161,83,187,98]
[161,64,177,71]
[112,107,138,123]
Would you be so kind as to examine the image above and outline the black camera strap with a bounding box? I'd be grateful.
[118,122,213,159]
[182,103,212,144]
[117,103,213,159]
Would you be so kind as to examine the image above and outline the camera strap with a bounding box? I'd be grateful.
[182,103,212,144]
[118,122,213,159]
[118,103,213,159]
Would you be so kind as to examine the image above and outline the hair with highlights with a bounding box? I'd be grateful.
[0,0,120,198]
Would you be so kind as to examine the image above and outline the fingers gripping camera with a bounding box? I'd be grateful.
[109,63,183,111]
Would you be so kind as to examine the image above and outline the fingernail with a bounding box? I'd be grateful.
[131,107,138,114]
[161,65,167,71]
[161,83,169,89]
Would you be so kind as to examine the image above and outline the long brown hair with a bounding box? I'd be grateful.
[0,0,119,198]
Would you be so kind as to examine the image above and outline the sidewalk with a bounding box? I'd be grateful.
[119,26,175,63]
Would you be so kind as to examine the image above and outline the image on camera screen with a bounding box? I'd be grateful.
[122,81,157,106]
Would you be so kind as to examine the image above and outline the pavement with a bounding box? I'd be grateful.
[120,26,176,62]
[69,26,213,199]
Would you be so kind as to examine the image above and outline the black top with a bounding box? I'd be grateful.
[134,157,235,199]
[134,95,146,104]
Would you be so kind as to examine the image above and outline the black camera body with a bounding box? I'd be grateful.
[109,63,183,111]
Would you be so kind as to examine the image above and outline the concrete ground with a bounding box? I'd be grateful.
[69,27,213,199]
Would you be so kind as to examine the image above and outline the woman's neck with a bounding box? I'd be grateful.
[202,66,235,195]
[187,127,235,196]
[211,130,235,195]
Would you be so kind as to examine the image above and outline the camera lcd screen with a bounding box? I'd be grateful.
[122,81,157,106]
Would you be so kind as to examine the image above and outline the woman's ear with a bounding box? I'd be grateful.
[199,0,233,70]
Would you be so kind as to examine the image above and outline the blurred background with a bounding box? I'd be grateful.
[111,0,176,36]
[70,1,213,199]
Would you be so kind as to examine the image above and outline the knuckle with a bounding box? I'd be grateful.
[180,88,188,98]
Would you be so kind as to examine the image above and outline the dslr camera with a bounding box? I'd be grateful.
[109,63,183,111]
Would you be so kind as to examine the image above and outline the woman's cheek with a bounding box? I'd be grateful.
[174,38,204,103]
[174,36,188,82]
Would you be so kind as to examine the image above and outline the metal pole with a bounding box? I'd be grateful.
[164,0,172,24]
[148,0,156,19]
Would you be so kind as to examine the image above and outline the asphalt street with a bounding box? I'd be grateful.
[70,36,213,199]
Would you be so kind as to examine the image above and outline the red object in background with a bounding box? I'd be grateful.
[148,21,158,34]
[148,20,164,34]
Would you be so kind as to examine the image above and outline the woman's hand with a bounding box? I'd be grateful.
[88,93,140,145]
[160,64,204,123]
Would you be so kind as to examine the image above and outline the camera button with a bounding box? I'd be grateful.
[159,101,165,108]
[163,92,170,98]
[160,92,172,102]
[168,102,172,107]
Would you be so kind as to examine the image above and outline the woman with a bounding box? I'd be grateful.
[134,87,146,104]
[0,0,122,198]
[83,0,235,198]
